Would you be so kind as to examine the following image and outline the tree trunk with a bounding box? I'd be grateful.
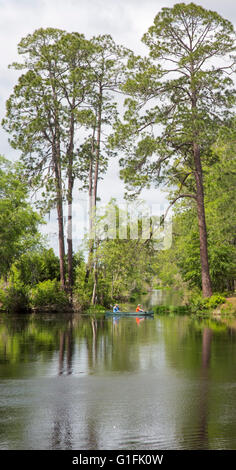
[66,324,73,375]
[67,111,75,297]
[201,327,213,368]
[91,259,98,305]
[57,197,66,288]
[92,90,102,210]
[85,149,94,283]
[53,142,65,289]
[51,70,65,288]
[67,189,73,293]
[191,78,212,298]
[193,142,212,297]
[59,331,65,375]
[91,86,102,304]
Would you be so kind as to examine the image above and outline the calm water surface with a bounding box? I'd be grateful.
[0,306,236,450]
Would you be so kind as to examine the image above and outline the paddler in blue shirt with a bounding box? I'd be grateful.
[113,304,120,313]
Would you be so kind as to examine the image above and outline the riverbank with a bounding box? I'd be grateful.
[151,293,236,318]
[1,286,235,317]
[213,296,236,317]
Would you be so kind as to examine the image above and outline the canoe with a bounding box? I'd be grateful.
[106,310,154,317]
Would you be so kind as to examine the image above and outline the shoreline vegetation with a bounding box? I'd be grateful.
[0,284,235,318]
[0,4,236,316]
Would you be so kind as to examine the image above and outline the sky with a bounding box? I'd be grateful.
[1,0,236,249]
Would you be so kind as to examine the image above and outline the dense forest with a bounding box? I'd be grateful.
[0,2,236,313]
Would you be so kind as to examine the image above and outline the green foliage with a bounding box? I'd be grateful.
[10,248,60,286]
[73,260,93,309]
[0,156,43,278]
[152,293,226,316]
[0,281,30,313]
[111,2,236,297]
[219,298,236,316]
[3,29,131,289]
[189,293,226,314]
[205,294,227,309]
[1,9,236,307]
[85,305,106,314]
[114,3,236,193]
[73,201,158,307]
[75,34,129,190]
[154,247,184,289]
[205,131,236,291]
[155,130,236,293]
[29,279,69,309]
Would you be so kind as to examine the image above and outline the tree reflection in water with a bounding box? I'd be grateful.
[0,313,236,450]
[58,320,74,376]
[51,406,73,450]
[199,327,213,448]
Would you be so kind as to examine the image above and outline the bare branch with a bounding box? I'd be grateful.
[163,193,197,221]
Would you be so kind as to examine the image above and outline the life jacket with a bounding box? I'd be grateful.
[136,306,140,312]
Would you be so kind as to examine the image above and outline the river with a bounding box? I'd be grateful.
[0,295,236,450]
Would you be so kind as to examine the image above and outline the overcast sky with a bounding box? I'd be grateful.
[1,0,236,249]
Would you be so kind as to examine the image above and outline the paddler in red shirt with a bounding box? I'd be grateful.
[136,304,144,313]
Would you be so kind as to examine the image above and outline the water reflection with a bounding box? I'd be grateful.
[51,406,73,450]
[198,328,213,449]
[137,288,183,309]
[0,313,236,449]
[58,324,74,376]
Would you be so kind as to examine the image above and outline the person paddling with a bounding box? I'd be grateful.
[113,304,120,313]
[136,304,144,313]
